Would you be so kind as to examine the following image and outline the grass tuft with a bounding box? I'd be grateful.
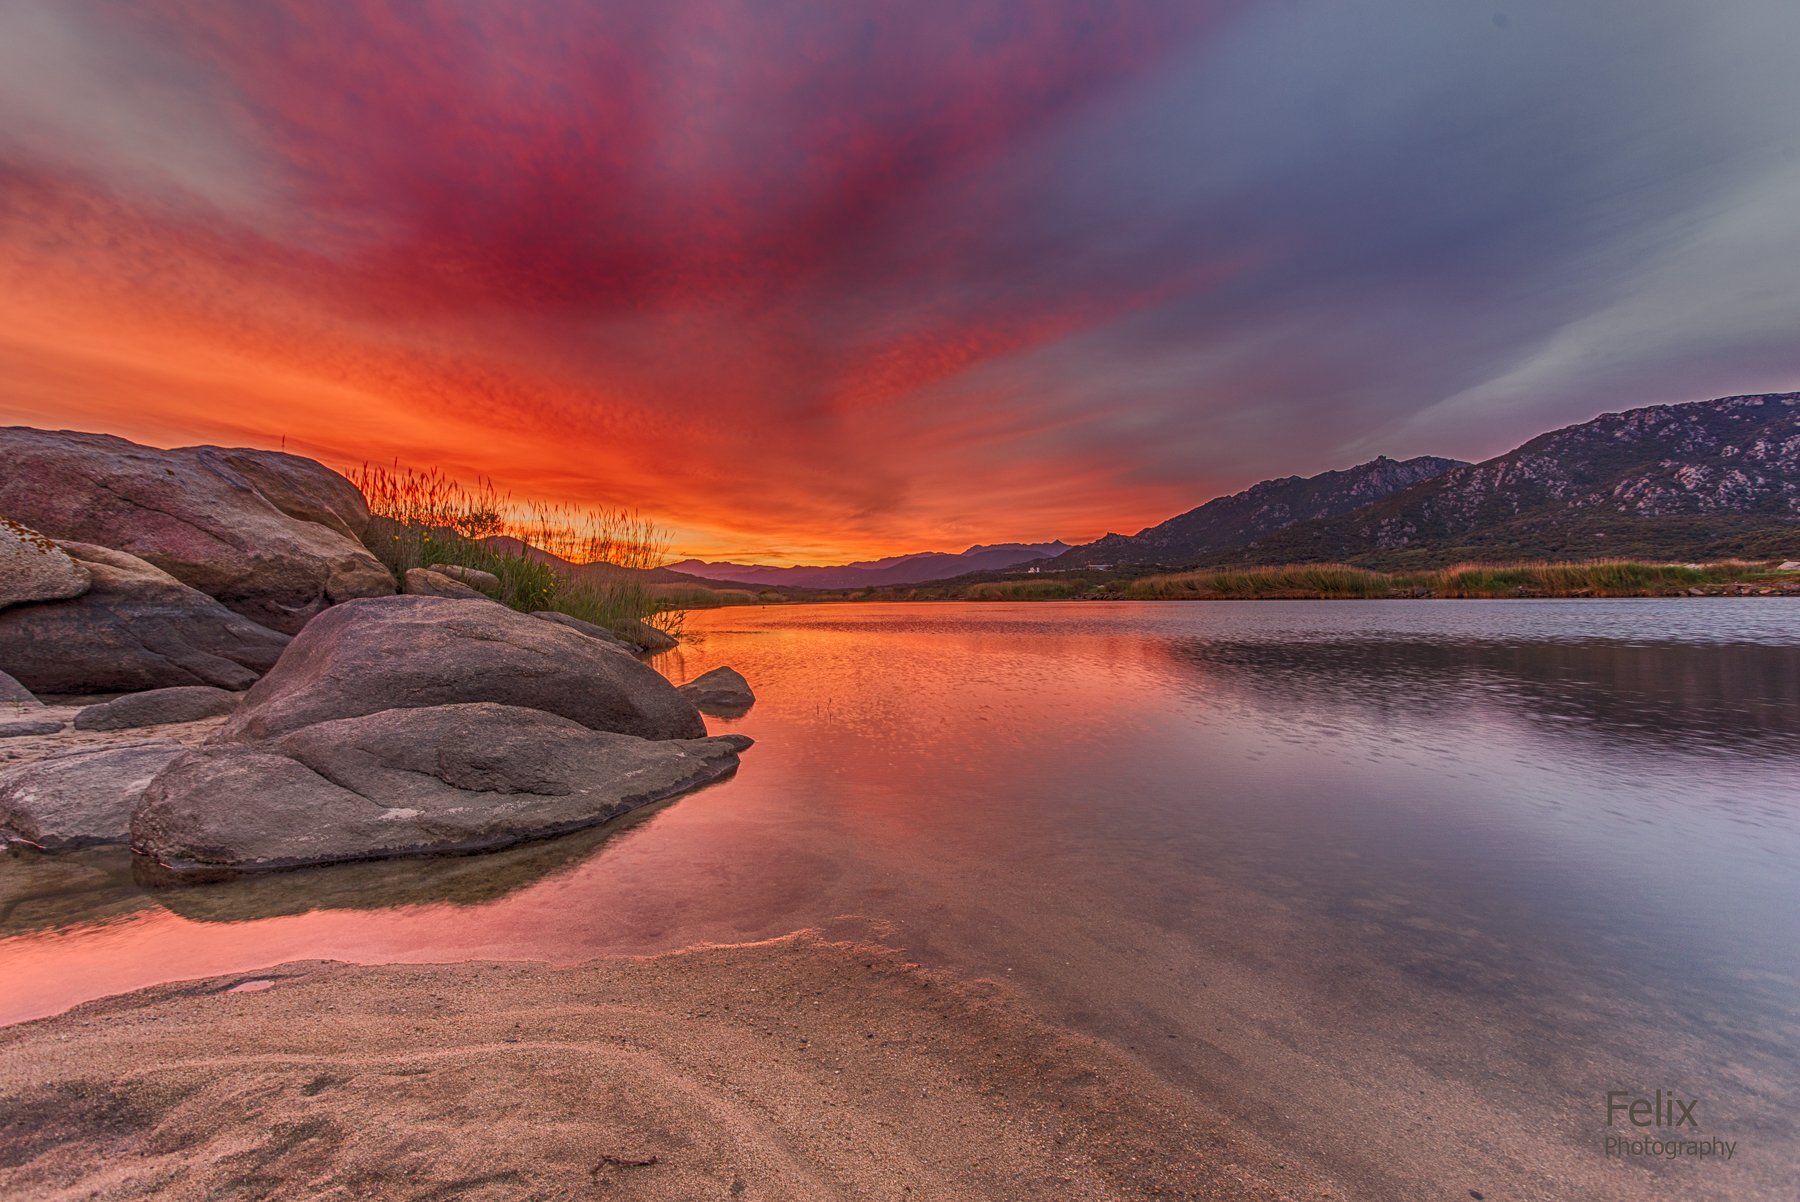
[348,463,680,640]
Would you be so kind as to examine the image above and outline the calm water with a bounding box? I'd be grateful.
[4,600,1799,1198]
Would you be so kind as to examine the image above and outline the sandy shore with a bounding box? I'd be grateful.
[0,931,1341,1202]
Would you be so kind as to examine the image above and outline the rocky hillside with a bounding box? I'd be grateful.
[1053,456,1466,568]
[1219,393,1800,567]
[670,541,1070,589]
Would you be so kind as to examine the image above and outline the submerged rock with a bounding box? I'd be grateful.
[677,666,756,717]
[428,563,501,594]
[213,594,704,743]
[402,567,491,600]
[530,610,637,654]
[0,543,289,694]
[74,686,241,732]
[0,428,394,633]
[0,740,185,848]
[134,703,750,873]
[0,516,89,610]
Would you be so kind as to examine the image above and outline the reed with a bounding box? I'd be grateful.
[348,463,677,636]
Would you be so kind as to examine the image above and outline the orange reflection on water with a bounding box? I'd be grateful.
[1,606,1178,1023]
[6,600,1800,1031]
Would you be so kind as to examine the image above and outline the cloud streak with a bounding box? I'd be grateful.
[1,0,1796,560]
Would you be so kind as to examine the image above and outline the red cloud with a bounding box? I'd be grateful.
[1,1,1240,559]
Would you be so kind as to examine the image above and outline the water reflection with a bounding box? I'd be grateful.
[1164,637,1800,757]
[2,600,1797,1197]
[0,796,678,937]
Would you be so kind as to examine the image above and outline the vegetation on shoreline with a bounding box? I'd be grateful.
[349,464,684,635]
[1117,560,1788,600]
[341,464,1795,614]
[809,558,1798,603]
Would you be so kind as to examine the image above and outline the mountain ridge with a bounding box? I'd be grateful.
[668,541,1070,589]
[1051,454,1467,569]
[1203,392,1800,568]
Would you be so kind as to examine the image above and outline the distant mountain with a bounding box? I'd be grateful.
[1052,455,1467,568]
[1216,393,1800,567]
[669,541,1070,589]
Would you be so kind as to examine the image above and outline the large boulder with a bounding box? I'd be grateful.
[677,666,756,717]
[403,567,490,600]
[198,446,372,541]
[134,703,750,873]
[531,610,637,654]
[0,428,395,633]
[0,543,289,694]
[74,686,240,732]
[0,740,184,848]
[0,516,90,609]
[213,595,704,743]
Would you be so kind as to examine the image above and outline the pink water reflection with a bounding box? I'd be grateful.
[5,600,1799,1032]
[2,604,1177,1022]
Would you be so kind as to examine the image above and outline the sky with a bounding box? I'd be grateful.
[2,1,1798,564]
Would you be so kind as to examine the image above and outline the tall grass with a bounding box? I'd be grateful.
[1122,559,1772,600]
[352,466,558,612]
[516,502,675,635]
[1124,565,1392,600]
[349,464,677,639]
[962,579,1080,600]
[1423,561,1721,597]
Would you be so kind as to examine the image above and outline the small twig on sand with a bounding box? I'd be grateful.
[591,1154,660,1175]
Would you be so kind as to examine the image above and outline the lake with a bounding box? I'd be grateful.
[4,600,1798,1199]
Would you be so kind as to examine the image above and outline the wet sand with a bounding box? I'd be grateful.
[0,931,1338,1202]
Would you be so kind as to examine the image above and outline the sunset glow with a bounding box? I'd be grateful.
[4,1,1799,561]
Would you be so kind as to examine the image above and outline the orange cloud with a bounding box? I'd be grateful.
[0,1,1246,562]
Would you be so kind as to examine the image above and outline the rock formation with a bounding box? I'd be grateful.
[0,516,90,609]
[531,610,638,653]
[213,595,703,743]
[402,567,491,599]
[134,703,748,872]
[428,563,501,594]
[0,428,394,633]
[0,428,742,878]
[0,670,44,709]
[0,741,186,848]
[0,543,289,693]
[619,617,679,652]
[73,686,241,732]
[677,666,756,716]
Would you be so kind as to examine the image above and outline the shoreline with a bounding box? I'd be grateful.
[0,931,1340,1202]
[672,561,1800,607]
[676,588,1800,610]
